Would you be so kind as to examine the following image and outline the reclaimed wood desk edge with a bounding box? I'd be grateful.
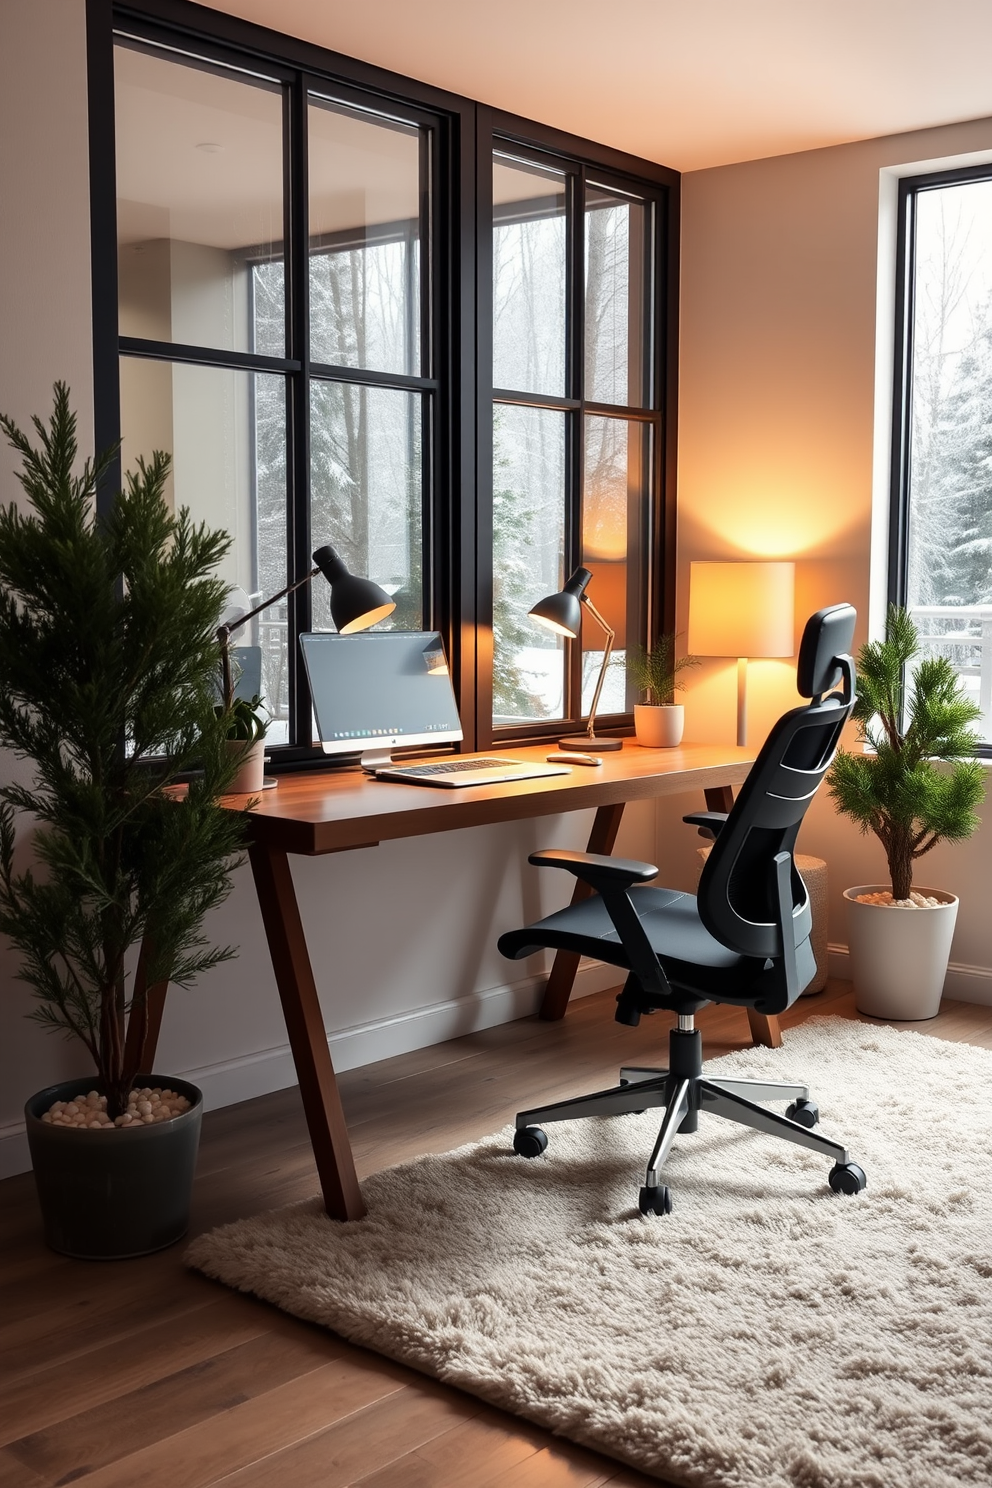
[238,745,757,856]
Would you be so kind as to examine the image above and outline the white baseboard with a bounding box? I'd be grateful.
[828,943,992,1006]
[0,960,621,1180]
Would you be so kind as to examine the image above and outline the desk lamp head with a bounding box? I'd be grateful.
[530,566,623,752]
[218,547,395,714]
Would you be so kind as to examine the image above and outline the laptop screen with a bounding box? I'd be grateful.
[299,631,463,758]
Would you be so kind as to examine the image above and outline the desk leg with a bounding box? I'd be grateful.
[121,936,169,1076]
[249,841,366,1221]
[539,802,626,1021]
[703,785,782,1050]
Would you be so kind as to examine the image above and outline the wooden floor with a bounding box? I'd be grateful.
[3,983,992,1488]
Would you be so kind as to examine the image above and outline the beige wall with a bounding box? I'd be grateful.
[675,115,992,1002]
[0,0,93,443]
[0,0,98,1158]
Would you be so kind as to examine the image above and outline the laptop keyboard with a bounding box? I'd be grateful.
[391,757,518,777]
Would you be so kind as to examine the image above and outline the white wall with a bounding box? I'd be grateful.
[677,114,992,1003]
[0,0,658,1177]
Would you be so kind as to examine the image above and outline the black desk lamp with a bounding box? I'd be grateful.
[529,566,623,751]
[217,544,396,713]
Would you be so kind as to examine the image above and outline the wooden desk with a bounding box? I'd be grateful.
[151,743,770,1221]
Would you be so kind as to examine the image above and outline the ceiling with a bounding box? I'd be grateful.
[202,0,992,172]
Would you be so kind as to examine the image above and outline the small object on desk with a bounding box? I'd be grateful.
[376,756,571,787]
[547,751,602,766]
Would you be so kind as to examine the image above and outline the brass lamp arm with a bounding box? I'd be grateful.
[580,594,616,740]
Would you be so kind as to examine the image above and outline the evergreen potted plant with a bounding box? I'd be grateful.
[827,605,985,1019]
[626,634,699,747]
[0,386,249,1256]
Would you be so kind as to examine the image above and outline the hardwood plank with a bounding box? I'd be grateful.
[217,1381,478,1488]
[353,1409,544,1488]
[1,1266,216,1375]
[71,1354,409,1488]
[5,1322,341,1486]
[0,1295,276,1445]
[0,1447,46,1488]
[487,1443,618,1487]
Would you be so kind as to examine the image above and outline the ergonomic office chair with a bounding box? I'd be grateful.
[498,604,867,1216]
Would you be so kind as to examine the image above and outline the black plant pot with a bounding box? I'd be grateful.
[24,1073,203,1259]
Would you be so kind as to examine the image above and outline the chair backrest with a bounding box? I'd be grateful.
[696,604,856,961]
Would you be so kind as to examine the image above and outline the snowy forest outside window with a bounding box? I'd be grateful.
[492,155,654,730]
[106,10,672,758]
[896,168,992,747]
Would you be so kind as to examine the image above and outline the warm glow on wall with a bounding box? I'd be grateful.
[690,483,859,556]
[688,561,795,744]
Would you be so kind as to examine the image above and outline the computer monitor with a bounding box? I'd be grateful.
[299,630,463,770]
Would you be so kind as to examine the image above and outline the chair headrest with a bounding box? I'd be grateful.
[796,604,856,698]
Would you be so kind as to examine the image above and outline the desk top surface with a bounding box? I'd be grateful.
[235,741,756,856]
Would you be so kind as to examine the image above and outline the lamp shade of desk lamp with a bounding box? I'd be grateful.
[687,561,795,747]
[529,566,623,751]
[217,545,396,714]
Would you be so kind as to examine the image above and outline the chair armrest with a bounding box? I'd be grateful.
[528,849,659,890]
[682,811,729,840]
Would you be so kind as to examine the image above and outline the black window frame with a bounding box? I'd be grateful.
[87,0,679,766]
[889,161,992,757]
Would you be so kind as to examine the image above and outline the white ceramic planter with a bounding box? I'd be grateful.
[634,704,684,748]
[844,885,958,1021]
[225,737,266,793]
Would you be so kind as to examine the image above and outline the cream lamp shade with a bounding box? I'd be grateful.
[687,561,795,746]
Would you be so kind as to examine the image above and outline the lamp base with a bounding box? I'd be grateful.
[558,733,624,752]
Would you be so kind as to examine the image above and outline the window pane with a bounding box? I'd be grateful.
[118,357,290,741]
[115,43,285,356]
[308,97,423,376]
[493,156,567,396]
[493,403,567,724]
[310,381,424,637]
[905,178,992,742]
[585,185,649,409]
[581,416,650,715]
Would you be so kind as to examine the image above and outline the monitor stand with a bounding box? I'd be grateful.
[360,746,395,774]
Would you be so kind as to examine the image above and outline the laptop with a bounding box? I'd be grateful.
[299,630,571,787]
[374,754,571,788]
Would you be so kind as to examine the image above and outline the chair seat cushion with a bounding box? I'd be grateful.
[498,884,811,1008]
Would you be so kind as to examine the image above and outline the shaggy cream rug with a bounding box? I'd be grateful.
[187,1019,992,1487]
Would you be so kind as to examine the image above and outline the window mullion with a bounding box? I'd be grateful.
[287,72,313,749]
[566,167,585,725]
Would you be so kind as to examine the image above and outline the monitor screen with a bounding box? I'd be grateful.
[300,630,463,761]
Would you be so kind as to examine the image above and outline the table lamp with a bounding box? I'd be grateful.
[529,566,623,751]
[687,560,794,746]
[217,544,396,713]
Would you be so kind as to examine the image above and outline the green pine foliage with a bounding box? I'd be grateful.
[626,634,699,706]
[0,385,249,1117]
[827,605,986,901]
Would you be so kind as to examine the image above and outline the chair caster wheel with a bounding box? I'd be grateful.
[828,1162,867,1195]
[785,1098,819,1128]
[513,1125,548,1159]
[638,1184,672,1216]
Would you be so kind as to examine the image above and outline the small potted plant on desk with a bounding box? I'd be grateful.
[0,386,248,1257]
[219,691,268,794]
[827,605,986,1020]
[626,634,699,747]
